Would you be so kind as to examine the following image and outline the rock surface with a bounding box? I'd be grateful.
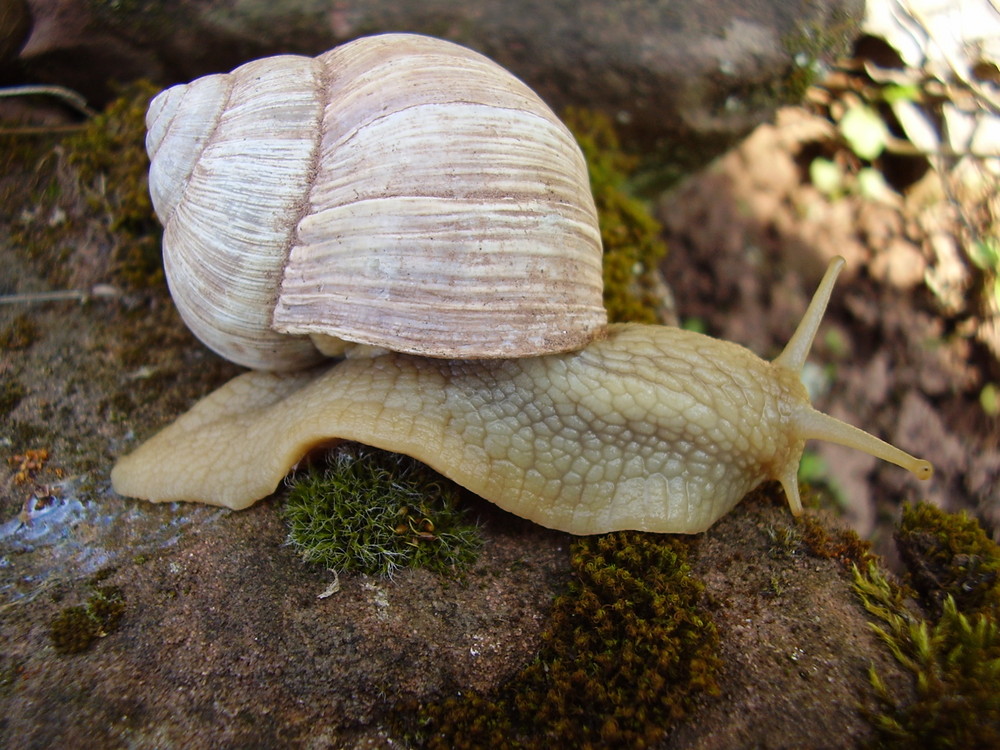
[10,0,862,151]
[1,479,908,747]
[3,20,991,743]
[0,103,907,747]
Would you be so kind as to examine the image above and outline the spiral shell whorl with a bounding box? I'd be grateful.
[149,55,328,370]
[147,34,605,369]
[146,75,227,224]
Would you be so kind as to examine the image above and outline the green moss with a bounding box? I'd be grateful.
[565,108,668,324]
[8,81,161,290]
[49,584,126,655]
[64,80,162,286]
[417,532,720,748]
[282,445,482,578]
[764,522,803,559]
[779,15,860,105]
[796,512,877,570]
[0,313,39,350]
[853,504,1000,748]
[855,565,1000,749]
[0,377,26,417]
[50,606,102,654]
[895,502,1000,618]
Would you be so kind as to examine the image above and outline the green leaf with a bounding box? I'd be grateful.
[968,237,1000,271]
[857,167,893,201]
[680,317,707,334]
[840,105,889,160]
[797,450,828,484]
[809,157,842,196]
[883,83,921,105]
[981,383,1000,417]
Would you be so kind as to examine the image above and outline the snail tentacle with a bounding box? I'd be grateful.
[790,407,934,480]
[774,256,846,373]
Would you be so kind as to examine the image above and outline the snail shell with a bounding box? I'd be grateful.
[146,33,606,370]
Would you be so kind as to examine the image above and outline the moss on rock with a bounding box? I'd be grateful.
[417,532,720,748]
[282,445,482,578]
[796,511,878,570]
[63,80,162,286]
[854,504,1000,748]
[895,502,1000,618]
[7,81,161,291]
[566,108,668,325]
[49,582,126,655]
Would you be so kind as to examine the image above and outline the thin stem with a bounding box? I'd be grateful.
[0,286,119,306]
[0,85,96,118]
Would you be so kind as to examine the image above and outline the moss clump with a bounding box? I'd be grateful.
[63,80,162,286]
[895,502,1000,618]
[565,108,668,324]
[764,522,803,559]
[0,313,39,350]
[796,512,877,570]
[854,565,1000,749]
[9,81,161,289]
[778,15,860,105]
[282,445,482,578]
[418,532,720,748]
[853,504,1000,748]
[49,584,125,655]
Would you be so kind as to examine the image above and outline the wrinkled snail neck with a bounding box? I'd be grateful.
[771,256,933,515]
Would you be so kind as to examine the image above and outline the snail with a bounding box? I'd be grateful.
[111,33,933,535]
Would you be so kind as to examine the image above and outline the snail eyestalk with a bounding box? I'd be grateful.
[792,407,933,480]
[772,255,932,516]
[774,255,846,373]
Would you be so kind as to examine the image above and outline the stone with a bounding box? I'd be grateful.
[12,0,862,154]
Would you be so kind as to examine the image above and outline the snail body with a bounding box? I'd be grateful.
[111,34,933,534]
[112,259,933,534]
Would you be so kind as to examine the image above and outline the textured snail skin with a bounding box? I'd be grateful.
[111,259,933,534]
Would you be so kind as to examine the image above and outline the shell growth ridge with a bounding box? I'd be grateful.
[145,33,606,369]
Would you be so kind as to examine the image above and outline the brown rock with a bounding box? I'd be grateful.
[13,0,862,151]
[0,0,30,67]
[870,238,926,290]
[0,484,909,748]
